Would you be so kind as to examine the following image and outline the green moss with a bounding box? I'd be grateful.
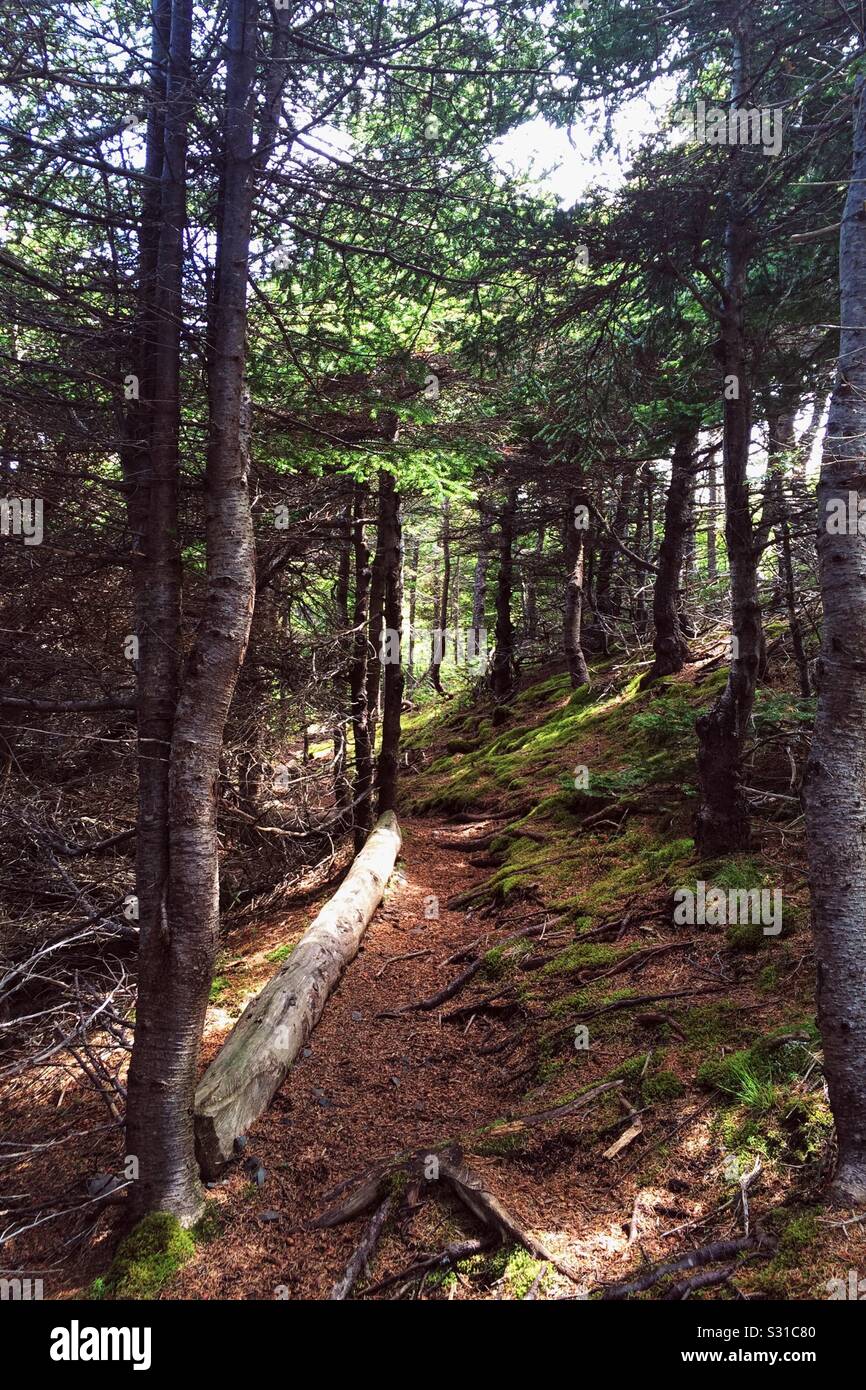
[680,1002,739,1049]
[757,964,779,993]
[209,975,230,1002]
[541,942,618,977]
[641,1070,685,1104]
[96,1212,195,1300]
[536,1057,566,1084]
[473,1132,526,1158]
[610,1051,652,1082]
[548,989,591,1017]
[778,1209,820,1257]
[726,921,766,952]
[265,943,295,964]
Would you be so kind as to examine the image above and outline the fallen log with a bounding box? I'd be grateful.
[194,811,402,1176]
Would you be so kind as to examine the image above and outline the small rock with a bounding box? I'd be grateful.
[260,1210,280,1222]
[87,1173,121,1198]
[351,1010,363,1022]
[234,1135,248,1155]
[390,1076,400,1088]
[243,1156,266,1186]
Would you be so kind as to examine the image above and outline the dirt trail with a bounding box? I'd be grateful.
[174,813,562,1299]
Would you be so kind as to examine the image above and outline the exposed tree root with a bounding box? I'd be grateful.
[309,1080,629,1293]
[329,1194,393,1300]
[599,1235,765,1299]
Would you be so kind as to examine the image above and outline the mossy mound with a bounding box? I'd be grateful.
[94,1212,196,1300]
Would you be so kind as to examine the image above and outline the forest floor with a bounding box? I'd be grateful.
[6,644,866,1299]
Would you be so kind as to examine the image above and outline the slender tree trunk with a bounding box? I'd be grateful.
[451,552,461,661]
[471,500,491,657]
[366,477,386,739]
[804,76,866,1207]
[125,0,194,1220]
[128,0,259,1222]
[333,498,353,817]
[376,474,403,813]
[406,533,419,678]
[642,427,697,686]
[563,491,590,689]
[350,485,374,851]
[694,6,763,856]
[595,465,635,620]
[490,487,518,701]
[632,467,650,632]
[706,450,718,583]
[762,412,810,697]
[431,499,451,694]
[525,525,545,641]
[679,465,698,639]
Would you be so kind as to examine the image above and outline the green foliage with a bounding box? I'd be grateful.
[752,691,817,733]
[629,698,696,744]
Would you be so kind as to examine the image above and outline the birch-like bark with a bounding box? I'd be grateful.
[804,76,866,1206]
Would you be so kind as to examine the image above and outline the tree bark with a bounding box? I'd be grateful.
[350,484,374,851]
[803,75,866,1206]
[694,6,763,856]
[127,0,260,1222]
[490,487,518,701]
[431,499,451,694]
[125,0,195,1221]
[406,532,420,678]
[642,426,697,686]
[563,490,590,689]
[194,812,402,1176]
[376,474,403,813]
[333,498,353,819]
[706,451,718,583]
[366,477,387,736]
[471,498,491,656]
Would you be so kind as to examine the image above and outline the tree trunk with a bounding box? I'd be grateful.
[406,532,420,678]
[524,525,545,642]
[366,478,386,739]
[642,427,697,686]
[125,0,195,1222]
[333,498,353,818]
[195,812,402,1176]
[376,474,403,813]
[694,7,763,856]
[803,75,866,1207]
[595,465,635,621]
[350,484,374,851]
[431,499,451,694]
[706,451,718,583]
[471,499,491,661]
[563,491,590,689]
[490,487,518,701]
[131,0,258,1223]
